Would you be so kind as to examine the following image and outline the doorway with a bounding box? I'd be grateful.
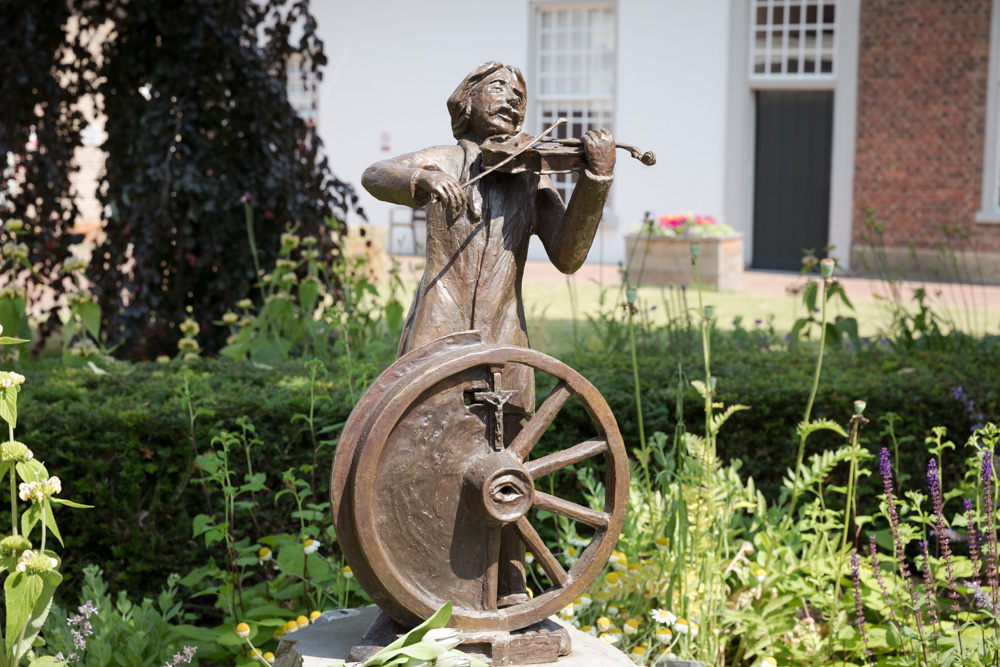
[752,90,834,271]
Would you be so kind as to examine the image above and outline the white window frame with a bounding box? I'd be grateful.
[529,1,616,206]
[750,0,839,83]
[286,53,319,129]
[976,0,1000,224]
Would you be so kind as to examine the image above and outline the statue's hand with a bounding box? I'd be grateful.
[416,170,466,211]
[582,129,615,177]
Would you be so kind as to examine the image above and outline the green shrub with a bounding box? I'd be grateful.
[5,332,996,601]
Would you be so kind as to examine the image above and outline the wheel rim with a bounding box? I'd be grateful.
[344,342,629,632]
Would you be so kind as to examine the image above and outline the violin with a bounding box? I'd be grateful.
[458,118,654,190]
[480,137,656,176]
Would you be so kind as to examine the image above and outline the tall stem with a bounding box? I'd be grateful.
[626,290,650,499]
[789,278,830,516]
[9,467,17,538]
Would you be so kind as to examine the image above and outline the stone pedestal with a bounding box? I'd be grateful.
[625,234,744,291]
[273,607,635,667]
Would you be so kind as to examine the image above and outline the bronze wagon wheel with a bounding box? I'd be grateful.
[331,331,629,633]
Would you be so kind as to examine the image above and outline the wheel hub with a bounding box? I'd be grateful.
[464,453,534,525]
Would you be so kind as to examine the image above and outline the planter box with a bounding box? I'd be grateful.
[624,234,744,291]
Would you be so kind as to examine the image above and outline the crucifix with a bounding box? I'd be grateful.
[469,370,520,451]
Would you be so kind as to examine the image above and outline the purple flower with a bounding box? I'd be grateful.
[918,540,939,630]
[754,319,762,325]
[965,498,983,588]
[928,460,961,611]
[879,448,924,629]
[851,550,873,660]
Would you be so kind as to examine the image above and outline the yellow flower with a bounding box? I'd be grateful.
[222,312,238,325]
[310,610,322,621]
[609,551,627,571]
[596,616,613,632]
[258,546,272,562]
[655,536,669,552]
[674,618,689,634]
[273,629,283,640]
[262,652,275,664]
[237,298,253,310]
[655,627,673,643]
[623,618,639,635]
[343,565,353,579]
[764,658,777,667]
[577,593,592,607]
[235,622,250,638]
[581,625,596,636]
[631,646,646,657]
[304,539,321,554]
[605,572,622,588]
[283,620,299,634]
[559,603,574,618]
[525,551,535,564]
[296,615,309,628]
[526,587,534,599]
[755,568,767,583]
[250,648,262,658]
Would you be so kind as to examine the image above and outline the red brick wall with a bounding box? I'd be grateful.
[853,0,995,253]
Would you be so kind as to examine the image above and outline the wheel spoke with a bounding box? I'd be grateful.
[533,491,610,529]
[508,381,572,461]
[514,516,568,588]
[525,437,608,479]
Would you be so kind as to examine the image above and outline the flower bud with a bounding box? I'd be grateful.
[820,257,835,278]
[689,243,700,259]
[1,440,33,463]
[626,289,636,305]
[0,534,31,557]
[854,400,867,415]
[236,622,250,638]
[704,305,713,319]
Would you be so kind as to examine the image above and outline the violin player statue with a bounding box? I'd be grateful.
[362,58,616,604]
[326,61,652,665]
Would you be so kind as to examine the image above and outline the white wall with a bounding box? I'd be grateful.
[314,0,732,266]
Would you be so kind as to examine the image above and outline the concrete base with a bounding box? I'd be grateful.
[273,607,635,667]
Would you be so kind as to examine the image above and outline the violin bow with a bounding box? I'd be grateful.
[460,117,568,189]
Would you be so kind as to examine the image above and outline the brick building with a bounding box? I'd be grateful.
[853,0,999,280]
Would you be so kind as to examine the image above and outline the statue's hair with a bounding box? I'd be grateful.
[447,61,526,140]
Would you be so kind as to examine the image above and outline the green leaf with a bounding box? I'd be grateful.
[192,514,214,538]
[21,502,41,538]
[385,301,404,334]
[77,302,102,340]
[0,386,17,428]
[803,279,819,313]
[299,279,320,317]
[42,503,63,547]
[13,569,61,663]
[0,336,29,345]
[49,498,93,509]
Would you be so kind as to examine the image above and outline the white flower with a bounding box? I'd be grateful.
[599,632,619,645]
[343,565,353,579]
[524,551,534,564]
[674,618,689,635]
[651,608,677,625]
[655,627,673,644]
[303,539,320,554]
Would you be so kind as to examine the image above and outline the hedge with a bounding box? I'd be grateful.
[6,332,998,597]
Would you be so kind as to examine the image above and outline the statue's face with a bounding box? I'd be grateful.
[468,69,525,140]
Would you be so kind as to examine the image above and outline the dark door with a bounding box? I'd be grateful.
[752,90,834,271]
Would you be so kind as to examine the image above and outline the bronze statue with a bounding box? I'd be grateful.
[331,61,642,665]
